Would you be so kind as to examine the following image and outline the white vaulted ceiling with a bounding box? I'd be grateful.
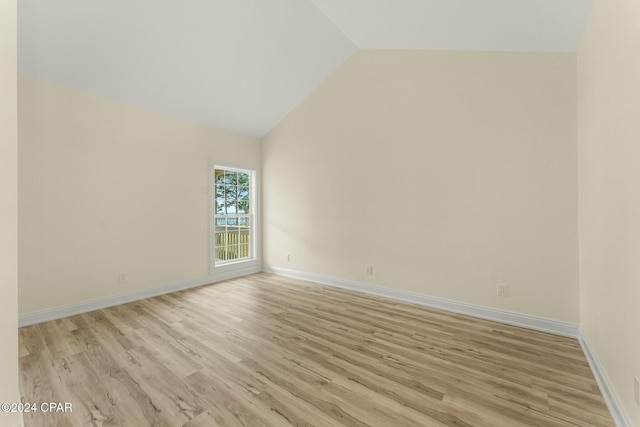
[311,0,593,51]
[18,0,357,137]
[18,0,593,137]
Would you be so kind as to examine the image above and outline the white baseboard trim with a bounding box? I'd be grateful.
[19,264,262,327]
[262,265,580,338]
[578,330,632,427]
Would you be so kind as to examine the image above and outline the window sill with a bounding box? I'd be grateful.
[210,258,260,276]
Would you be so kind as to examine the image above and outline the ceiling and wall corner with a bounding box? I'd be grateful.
[310,0,593,51]
[18,0,357,138]
[18,0,593,138]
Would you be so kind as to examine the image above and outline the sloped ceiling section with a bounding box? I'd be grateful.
[311,0,593,51]
[18,0,593,137]
[18,0,357,137]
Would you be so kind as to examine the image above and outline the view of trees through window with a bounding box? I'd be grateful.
[214,167,252,263]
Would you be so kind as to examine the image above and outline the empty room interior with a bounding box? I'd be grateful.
[1,0,640,426]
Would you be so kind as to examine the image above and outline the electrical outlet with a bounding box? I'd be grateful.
[118,273,126,283]
[634,377,639,406]
[365,266,373,276]
[287,254,290,262]
[496,283,508,297]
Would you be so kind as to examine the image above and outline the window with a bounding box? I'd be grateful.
[212,165,255,266]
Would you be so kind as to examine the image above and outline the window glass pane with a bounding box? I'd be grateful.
[238,216,250,227]
[224,171,237,184]
[238,244,249,259]
[239,230,250,246]
[215,169,225,185]
[224,245,239,260]
[216,196,225,214]
[237,172,249,183]
[238,187,249,213]
[231,185,239,202]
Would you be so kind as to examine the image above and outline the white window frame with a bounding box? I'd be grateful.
[210,162,258,273]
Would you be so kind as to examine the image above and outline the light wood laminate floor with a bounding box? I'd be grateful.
[19,273,614,427]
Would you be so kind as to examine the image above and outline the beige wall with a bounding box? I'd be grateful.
[578,0,640,424]
[19,76,261,315]
[263,50,579,322]
[0,0,20,426]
